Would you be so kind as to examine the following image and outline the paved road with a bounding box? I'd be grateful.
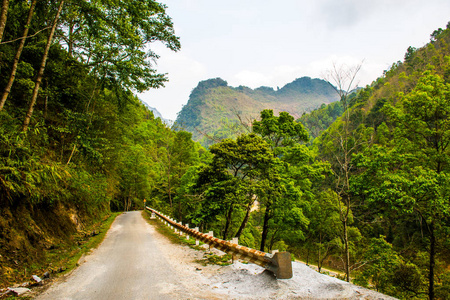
[35,211,190,300]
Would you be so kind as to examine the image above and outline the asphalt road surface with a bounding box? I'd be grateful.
[35,211,191,300]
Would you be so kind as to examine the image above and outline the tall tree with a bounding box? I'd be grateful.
[353,69,450,299]
[0,0,37,111]
[171,131,200,221]
[0,0,9,41]
[321,61,363,282]
[252,109,308,153]
[208,134,274,240]
[252,109,309,251]
[22,0,65,132]
[59,0,180,92]
[157,130,199,213]
[20,0,180,131]
[383,69,450,299]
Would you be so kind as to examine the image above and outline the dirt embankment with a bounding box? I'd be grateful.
[0,201,108,288]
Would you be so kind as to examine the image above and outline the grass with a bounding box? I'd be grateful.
[49,212,121,275]
[141,210,232,266]
[141,210,200,247]
[141,211,188,246]
[141,211,344,275]
[293,255,346,279]
[196,253,232,266]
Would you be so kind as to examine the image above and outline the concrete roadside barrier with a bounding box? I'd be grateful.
[146,206,293,279]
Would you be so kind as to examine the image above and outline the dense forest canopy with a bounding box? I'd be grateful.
[0,1,449,299]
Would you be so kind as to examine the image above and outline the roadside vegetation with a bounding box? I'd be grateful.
[0,0,199,291]
[150,24,450,299]
[142,211,232,267]
[1,1,449,299]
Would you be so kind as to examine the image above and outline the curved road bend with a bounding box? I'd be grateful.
[35,211,191,300]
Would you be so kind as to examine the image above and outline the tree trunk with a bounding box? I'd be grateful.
[343,218,350,282]
[0,0,9,42]
[428,220,435,300]
[342,191,351,282]
[178,201,182,223]
[223,204,233,240]
[324,62,362,284]
[268,229,279,252]
[234,200,253,238]
[68,22,74,57]
[167,167,172,209]
[22,0,64,132]
[260,204,271,252]
[43,81,48,119]
[319,244,333,274]
[0,0,36,111]
[66,143,76,165]
[166,146,172,210]
[318,233,322,273]
[66,81,98,164]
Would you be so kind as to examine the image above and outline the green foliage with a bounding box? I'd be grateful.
[392,262,427,298]
[60,0,180,92]
[0,127,69,206]
[192,133,275,239]
[329,29,450,298]
[253,109,309,150]
[239,227,257,248]
[0,0,185,287]
[2,4,450,299]
[298,101,344,140]
[353,236,401,293]
[167,24,450,300]
[206,253,233,266]
[362,70,450,299]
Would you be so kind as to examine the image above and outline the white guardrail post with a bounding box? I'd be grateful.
[145,206,293,279]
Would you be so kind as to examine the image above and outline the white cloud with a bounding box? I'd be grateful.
[230,55,379,91]
[233,70,271,88]
[139,48,207,120]
[141,0,450,120]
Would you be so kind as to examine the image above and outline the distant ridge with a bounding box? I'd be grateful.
[175,76,339,146]
[141,100,173,126]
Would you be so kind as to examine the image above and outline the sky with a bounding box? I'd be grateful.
[139,0,450,120]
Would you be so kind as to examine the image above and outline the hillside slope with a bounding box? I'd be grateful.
[307,23,450,299]
[175,77,339,146]
[141,100,173,126]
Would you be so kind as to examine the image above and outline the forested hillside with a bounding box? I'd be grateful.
[141,101,173,126]
[175,76,339,146]
[1,1,449,299]
[0,0,205,287]
[309,24,450,299]
[157,24,450,299]
[298,101,344,140]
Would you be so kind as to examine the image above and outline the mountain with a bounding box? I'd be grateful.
[141,100,173,126]
[175,76,339,146]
